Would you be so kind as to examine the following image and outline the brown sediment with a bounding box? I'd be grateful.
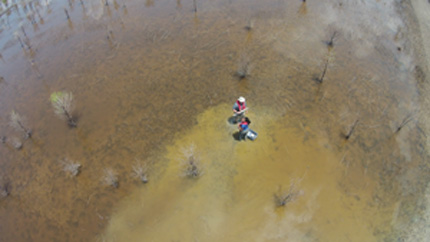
[0,0,428,241]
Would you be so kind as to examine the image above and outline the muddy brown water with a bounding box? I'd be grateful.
[0,0,429,241]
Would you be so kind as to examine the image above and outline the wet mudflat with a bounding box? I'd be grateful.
[0,0,429,241]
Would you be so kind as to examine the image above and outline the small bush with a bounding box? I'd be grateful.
[60,158,81,177]
[236,54,251,79]
[274,179,304,207]
[180,144,203,178]
[50,91,77,127]
[103,168,119,188]
[132,160,149,183]
[9,110,32,139]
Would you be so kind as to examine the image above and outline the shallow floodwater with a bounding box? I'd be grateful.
[0,0,429,241]
[101,105,385,241]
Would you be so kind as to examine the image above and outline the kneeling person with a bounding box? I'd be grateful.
[238,117,251,140]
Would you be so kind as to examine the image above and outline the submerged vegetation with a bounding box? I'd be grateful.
[50,91,77,127]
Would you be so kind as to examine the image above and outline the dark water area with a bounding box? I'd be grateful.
[0,0,429,241]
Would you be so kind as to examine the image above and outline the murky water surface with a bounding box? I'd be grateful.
[0,0,429,241]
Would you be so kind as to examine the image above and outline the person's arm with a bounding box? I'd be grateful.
[233,103,239,113]
[237,107,248,114]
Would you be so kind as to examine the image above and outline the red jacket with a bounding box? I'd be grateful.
[236,100,246,111]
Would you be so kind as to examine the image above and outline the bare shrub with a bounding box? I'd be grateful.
[0,188,8,198]
[14,31,25,49]
[60,158,81,177]
[10,137,22,150]
[64,8,70,19]
[9,110,32,139]
[132,160,148,183]
[344,119,359,140]
[103,168,118,188]
[0,177,9,198]
[314,57,329,84]
[274,178,304,207]
[244,19,254,31]
[395,114,414,133]
[50,91,77,127]
[325,31,337,48]
[236,54,251,79]
[180,144,203,178]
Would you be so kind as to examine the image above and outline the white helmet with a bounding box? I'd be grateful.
[238,96,245,103]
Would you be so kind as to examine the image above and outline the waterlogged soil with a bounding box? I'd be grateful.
[0,0,429,241]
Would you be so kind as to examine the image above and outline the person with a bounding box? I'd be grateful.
[232,96,247,123]
[238,117,251,140]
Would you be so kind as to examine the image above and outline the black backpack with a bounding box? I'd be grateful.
[245,117,251,124]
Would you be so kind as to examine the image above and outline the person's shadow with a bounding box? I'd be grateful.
[228,116,239,124]
[232,131,241,141]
